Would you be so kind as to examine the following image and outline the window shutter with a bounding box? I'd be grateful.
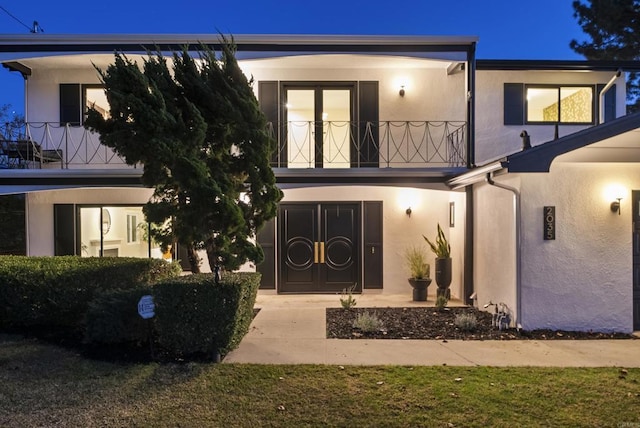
[363,201,383,289]
[54,204,76,256]
[256,218,276,289]
[59,84,81,125]
[504,83,524,125]
[358,81,379,167]
[597,83,617,123]
[258,81,280,166]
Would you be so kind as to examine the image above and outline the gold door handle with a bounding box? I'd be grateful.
[314,242,319,264]
[320,241,325,264]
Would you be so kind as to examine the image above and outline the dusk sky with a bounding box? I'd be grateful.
[1,0,588,115]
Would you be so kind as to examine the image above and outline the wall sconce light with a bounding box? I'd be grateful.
[405,207,412,217]
[399,85,405,97]
[611,197,622,215]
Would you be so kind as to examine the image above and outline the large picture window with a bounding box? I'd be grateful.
[526,85,593,124]
[503,83,614,126]
[77,205,165,259]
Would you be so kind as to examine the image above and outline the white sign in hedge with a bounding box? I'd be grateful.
[138,295,155,319]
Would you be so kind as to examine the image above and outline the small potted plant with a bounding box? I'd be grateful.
[405,245,431,301]
[423,223,452,298]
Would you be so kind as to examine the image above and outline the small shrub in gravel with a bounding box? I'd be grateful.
[435,295,448,311]
[339,284,357,309]
[353,311,383,332]
[454,312,478,332]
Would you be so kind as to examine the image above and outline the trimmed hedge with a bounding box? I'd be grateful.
[84,286,153,346]
[0,256,181,335]
[154,272,260,358]
[1,256,259,361]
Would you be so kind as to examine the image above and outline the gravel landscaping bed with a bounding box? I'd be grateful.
[326,306,635,340]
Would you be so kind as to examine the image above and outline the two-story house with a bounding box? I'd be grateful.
[1,33,639,333]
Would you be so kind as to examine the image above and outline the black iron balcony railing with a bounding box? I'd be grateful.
[267,120,467,168]
[0,122,127,169]
[0,120,466,170]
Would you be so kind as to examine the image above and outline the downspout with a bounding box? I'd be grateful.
[466,42,476,168]
[24,73,28,123]
[485,172,522,329]
[599,69,622,124]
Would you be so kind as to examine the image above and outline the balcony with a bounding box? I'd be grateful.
[269,120,466,169]
[0,120,467,171]
[0,122,127,170]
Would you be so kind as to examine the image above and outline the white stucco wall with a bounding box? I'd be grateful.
[26,67,103,122]
[24,54,467,125]
[474,162,635,333]
[475,69,626,164]
[519,162,634,333]
[242,55,466,122]
[282,185,464,296]
[473,174,519,318]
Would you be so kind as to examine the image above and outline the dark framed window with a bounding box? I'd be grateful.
[526,85,594,124]
[504,82,615,126]
[54,203,167,259]
[59,84,109,126]
[258,80,379,168]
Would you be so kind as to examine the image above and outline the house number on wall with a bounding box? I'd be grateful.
[544,206,555,240]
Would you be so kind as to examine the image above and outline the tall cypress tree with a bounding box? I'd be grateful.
[85,38,282,273]
[571,0,640,112]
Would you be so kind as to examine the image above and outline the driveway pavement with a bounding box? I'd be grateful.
[223,293,640,367]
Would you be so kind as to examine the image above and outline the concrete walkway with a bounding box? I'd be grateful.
[223,294,640,367]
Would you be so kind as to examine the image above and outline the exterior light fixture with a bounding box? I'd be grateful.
[399,85,405,97]
[405,207,412,217]
[611,197,622,215]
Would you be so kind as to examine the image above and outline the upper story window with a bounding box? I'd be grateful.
[60,84,109,125]
[526,85,593,124]
[504,82,615,126]
[85,85,110,120]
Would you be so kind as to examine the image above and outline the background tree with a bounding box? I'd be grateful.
[0,105,27,255]
[85,39,283,274]
[0,104,25,140]
[571,0,640,112]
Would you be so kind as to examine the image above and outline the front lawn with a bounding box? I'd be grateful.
[1,334,639,427]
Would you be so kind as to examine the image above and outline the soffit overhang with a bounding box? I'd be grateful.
[0,167,465,193]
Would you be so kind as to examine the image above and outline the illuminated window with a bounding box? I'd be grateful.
[84,85,110,120]
[127,213,138,243]
[526,86,593,124]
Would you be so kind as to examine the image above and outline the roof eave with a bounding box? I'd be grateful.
[477,59,640,72]
[0,33,479,54]
[506,112,640,173]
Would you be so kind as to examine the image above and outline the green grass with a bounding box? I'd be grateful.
[1,334,639,427]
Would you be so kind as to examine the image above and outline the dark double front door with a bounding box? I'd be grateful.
[279,203,361,293]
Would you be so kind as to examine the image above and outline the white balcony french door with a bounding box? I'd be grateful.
[285,85,353,168]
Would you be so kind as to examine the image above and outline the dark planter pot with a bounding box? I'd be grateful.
[408,278,432,301]
[435,257,452,298]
